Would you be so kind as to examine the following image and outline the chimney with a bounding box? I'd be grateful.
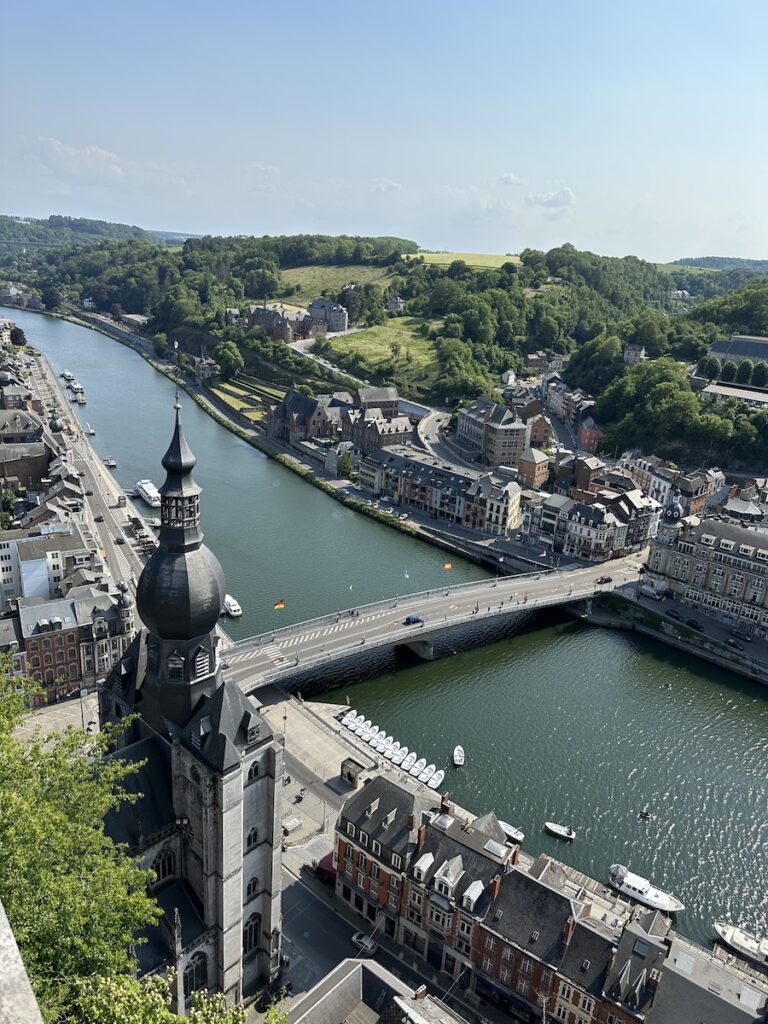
[489,874,502,901]
[414,985,427,1001]
[440,792,452,813]
[563,915,576,944]
[407,813,415,831]
[647,968,661,995]
[417,824,426,850]
[511,846,520,866]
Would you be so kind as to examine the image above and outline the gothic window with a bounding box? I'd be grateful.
[194,648,209,678]
[243,913,261,955]
[151,847,176,884]
[183,952,207,996]
[247,762,259,783]
[167,654,184,681]
[246,827,258,851]
[246,876,260,901]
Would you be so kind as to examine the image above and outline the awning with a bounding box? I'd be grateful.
[317,851,336,882]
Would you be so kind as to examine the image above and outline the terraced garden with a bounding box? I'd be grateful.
[209,375,286,421]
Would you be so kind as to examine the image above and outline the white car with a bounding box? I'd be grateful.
[351,931,378,957]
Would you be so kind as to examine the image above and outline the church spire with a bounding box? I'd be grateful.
[157,395,202,551]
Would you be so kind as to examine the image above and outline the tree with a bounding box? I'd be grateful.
[720,360,738,383]
[701,356,721,380]
[110,302,125,321]
[74,973,246,1024]
[41,286,63,310]
[390,340,402,362]
[338,451,353,479]
[9,325,26,346]
[214,341,244,381]
[296,384,315,397]
[736,359,754,385]
[752,361,768,388]
[0,662,159,1022]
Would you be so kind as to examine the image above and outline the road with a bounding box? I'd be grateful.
[226,553,645,689]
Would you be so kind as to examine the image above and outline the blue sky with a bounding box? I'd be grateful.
[2,0,766,260]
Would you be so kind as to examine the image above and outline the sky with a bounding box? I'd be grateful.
[1,0,767,262]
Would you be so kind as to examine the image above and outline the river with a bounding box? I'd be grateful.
[9,306,768,950]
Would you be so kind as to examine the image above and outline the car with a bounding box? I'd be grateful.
[725,638,744,651]
[77,471,85,478]
[340,488,350,494]
[665,609,684,622]
[595,575,613,584]
[94,514,104,523]
[515,533,523,541]
[685,618,705,632]
[403,614,424,626]
[399,513,409,520]
[730,629,752,642]
[114,536,126,545]
[85,489,93,496]
[351,931,378,957]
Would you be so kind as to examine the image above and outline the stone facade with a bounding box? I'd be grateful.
[457,397,530,468]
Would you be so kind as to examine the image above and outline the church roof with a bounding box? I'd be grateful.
[104,735,174,848]
[178,680,272,774]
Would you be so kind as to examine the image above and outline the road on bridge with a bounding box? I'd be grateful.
[224,552,645,689]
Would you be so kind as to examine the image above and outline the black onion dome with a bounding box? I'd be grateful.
[137,545,224,640]
[663,492,684,524]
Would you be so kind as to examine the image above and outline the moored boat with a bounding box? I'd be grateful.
[375,735,393,752]
[608,864,685,913]
[368,729,386,746]
[418,763,436,783]
[85,422,95,436]
[409,757,427,777]
[136,479,161,507]
[354,719,372,736]
[713,921,768,967]
[361,724,378,742]
[349,714,365,731]
[401,751,417,771]
[104,458,117,468]
[342,709,357,725]
[384,741,401,760]
[74,393,86,404]
[545,821,576,840]
[499,820,525,844]
[392,746,408,765]
[453,745,465,766]
[221,594,242,617]
[427,769,445,790]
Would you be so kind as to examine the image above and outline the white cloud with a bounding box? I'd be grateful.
[36,136,125,182]
[525,186,575,209]
[499,172,525,186]
[372,177,403,193]
[252,182,277,193]
[253,162,279,176]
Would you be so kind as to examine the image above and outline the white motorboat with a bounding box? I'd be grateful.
[545,822,576,841]
[221,594,242,617]
[61,371,74,381]
[74,393,86,404]
[342,709,357,725]
[103,458,117,468]
[392,746,408,765]
[608,864,685,913]
[361,724,378,742]
[375,735,394,752]
[349,714,365,730]
[418,764,436,783]
[85,423,95,436]
[499,820,525,844]
[368,729,386,746]
[354,719,372,736]
[453,745,465,766]
[136,479,161,507]
[384,741,401,760]
[427,769,445,790]
[409,757,427,777]
[401,751,417,771]
[713,921,768,967]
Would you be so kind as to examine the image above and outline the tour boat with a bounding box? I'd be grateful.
[136,479,161,507]
[85,423,95,436]
[409,757,427,777]
[392,746,408,765]
[74,393,86,404]
[545,822,576,841]
[713,921,768,967]
[427,769,445,790]
[401,751,417,771]
[608,864,685,913]
[61,371,74,381]
[453,745,465,766]
[104,458,117,468]
[69,381,84,394]
[499,820,526,844]
[418,763,436,783]
[375,735,394,753]
[368,729,386,746]
[221,594,242,617]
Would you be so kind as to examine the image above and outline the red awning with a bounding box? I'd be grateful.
[317,852,336,881]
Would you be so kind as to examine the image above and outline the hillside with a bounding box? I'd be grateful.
[672,256,768,273]
[0,214,161,248]
[689,276,768,336]
[281,264,396,304]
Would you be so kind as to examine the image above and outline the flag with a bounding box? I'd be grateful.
[274,599,285,610]
[443,562,453,570]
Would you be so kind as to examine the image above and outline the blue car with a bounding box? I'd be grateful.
[403,614,424,626]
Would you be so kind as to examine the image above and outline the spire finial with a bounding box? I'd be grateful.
[173,340,181,410]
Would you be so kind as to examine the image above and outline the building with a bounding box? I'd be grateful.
[618,455,725,516]
[577,416,605,454]
[527,412,553,448]
[224,308,241,326]
[0,318,14,347]
[194,354,220,385]
[623,344,647,365]
[248,304,317,342]
[12,525,104,603]
[702,382,768,409]
[385,296,407,313]
[646,498,768,638]
[353,386,400,419]
[308,298,349,332]
[99,403,283,1008]
[707,334,768,366]
[341,408,413,454]
[0,409,44,444]
[361,446,521,536]
[265,390,341,444]
[524,350,547,370]
[456,397,530,468]
[82,297,96,311]
[517,448,550,490]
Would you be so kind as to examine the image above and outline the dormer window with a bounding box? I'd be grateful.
[167,653,184,681]
[359,830,368,847]
[346,822,355,838]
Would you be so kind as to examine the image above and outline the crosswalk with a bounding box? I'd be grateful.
[226,610,396,666]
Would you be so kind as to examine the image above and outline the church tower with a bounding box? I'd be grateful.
[100,399,283,1008]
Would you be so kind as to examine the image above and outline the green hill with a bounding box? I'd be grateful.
[0,214,193,250]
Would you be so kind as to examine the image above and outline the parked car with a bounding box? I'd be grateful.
[595,575,613,584]
[725,638,744,651]
[665,609,684,622]
[94,514,104,523]
[351,931,378,957]
[730,628,752,642]
[85,489,93,496]
[403,614,424,626]
[686,618,705,632]
[399,513,409,520]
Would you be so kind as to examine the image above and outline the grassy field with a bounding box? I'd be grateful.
[408,251,519,269]
[326,317,438,391]
[280,264,395,304]
[656,262,719,274]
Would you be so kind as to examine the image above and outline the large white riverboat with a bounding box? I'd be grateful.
[136,479,161,507]
[713,921,768,967]
[608,864,685,913]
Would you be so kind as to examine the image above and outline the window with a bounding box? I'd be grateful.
[246,827,258,851]
[389,891,399,908]
[247,761,259,783]
[392,854,401,869]
[522,957,533,974]
[502,945,513,960]
[359,830,368,847]
[357,870,365,888]
[428,905,450,930]
[482,957,493,973]
[500,966,510,985]
[183,952,207,996]
[607,1015,618,1024]
[485,935,497,951]
[581,995,593,1012]
[346,822,355,837]
[246,876,260,901]
[560,983,572,1000]
[167,654,184,681]
[556,1007,568,1022]
[194,648,209,678]
[516,978,529,998]
[459,918,472,936]
[541,970,553,989]
[456,938,470,956]
[151,847,175,884]
[372,840,381,855]
[243,912,261,954]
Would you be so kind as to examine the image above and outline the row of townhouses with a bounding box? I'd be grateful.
[617,454,725,516]
[334,777,766,1024]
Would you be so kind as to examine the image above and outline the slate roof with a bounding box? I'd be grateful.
[104,735,174,847]
[339,775,438,862]
[462,396,517,427]
[558,920,615,996]
[0,616,22,649]
[355,387,399,405]
[709,335,768,363]
[520,447,549,465]
[177,680,272,774]
[0,410,42,435]
[490,866,585,966]
[16,528,88,561]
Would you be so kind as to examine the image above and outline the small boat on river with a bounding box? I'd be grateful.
[427,769,445,790]
[136,479,161,507]
[401,751,417,771]
[499,820,526,844]
[409,757,427,777]
[342,709,357,726]
[383,742,400,760]
[354,719,372,736]
[221,594,242,617]
[453,745,465,766]
[608,864,685,913]
[418,763,436,783]
[361,724,378,742]
[375,735,393,753]
[85,422,95,436]
[103,458,117,468]
[368,729,386,746]
[392,746,408,765]
[348,714,365,731]
[545,822,576,841]
[713,921,768,967]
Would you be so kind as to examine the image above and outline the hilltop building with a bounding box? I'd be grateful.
[99,402,283,1009]
[308,298,349,332]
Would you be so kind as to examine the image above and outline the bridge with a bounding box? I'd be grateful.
[224,552,645,692]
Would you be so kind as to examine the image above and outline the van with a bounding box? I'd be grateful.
[639,584,662,600]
